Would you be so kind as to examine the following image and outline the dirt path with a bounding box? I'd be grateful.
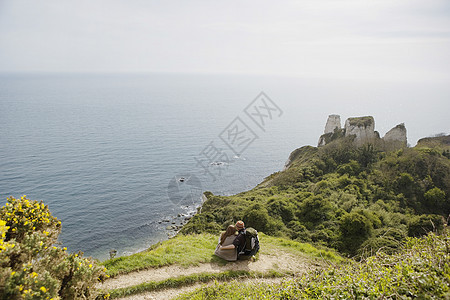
[100,250,321,299]
[101,251,314,291]
[117,277,285,300]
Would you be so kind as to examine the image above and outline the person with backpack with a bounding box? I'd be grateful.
[219,220,259,260]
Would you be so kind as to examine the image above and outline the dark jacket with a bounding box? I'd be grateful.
[232,229,246,254]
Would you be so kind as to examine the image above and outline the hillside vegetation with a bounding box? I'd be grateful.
[177,231,450,299]
[181,135,450,256]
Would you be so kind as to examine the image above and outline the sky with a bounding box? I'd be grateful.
[0,0,450,82]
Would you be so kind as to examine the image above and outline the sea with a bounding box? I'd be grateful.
[1,73,448,260]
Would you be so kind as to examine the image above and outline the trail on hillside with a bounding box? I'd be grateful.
[100,250,324,299]
[117,277,285,300]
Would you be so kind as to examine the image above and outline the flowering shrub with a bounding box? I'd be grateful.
[0,196,109,299]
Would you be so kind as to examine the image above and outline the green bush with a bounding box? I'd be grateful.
[243,203,270,233]
[339,212,373,254]
[287,221,311,242]
[297,196,334,228]
[0,196,108,299]
[424,187,446,209]
[408,214,444,237]
[266,197,294,224]
[336,160,361,176]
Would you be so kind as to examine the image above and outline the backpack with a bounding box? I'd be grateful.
[238,227,260,257]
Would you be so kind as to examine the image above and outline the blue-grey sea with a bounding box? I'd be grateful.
[1,73,448,260]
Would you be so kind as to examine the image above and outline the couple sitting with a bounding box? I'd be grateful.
[214,220,252,261]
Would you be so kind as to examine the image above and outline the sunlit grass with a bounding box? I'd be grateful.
[260,233,343,263]
[102,234,219,276]
[102,233,342,277]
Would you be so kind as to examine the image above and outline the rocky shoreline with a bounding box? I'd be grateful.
[160,210,196,238]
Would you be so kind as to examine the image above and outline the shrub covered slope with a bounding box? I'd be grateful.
[181,135,450,256]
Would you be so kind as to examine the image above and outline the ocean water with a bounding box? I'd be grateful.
[1,73,448,260]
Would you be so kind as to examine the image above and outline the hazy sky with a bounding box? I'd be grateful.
[1,0,449,81]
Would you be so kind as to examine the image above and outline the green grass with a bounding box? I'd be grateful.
[108,270,284,299]
[102,233,342,277]
[102,234,219,276]
[259,234,343,263]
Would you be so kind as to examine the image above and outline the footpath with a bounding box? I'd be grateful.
[100,250,322,299]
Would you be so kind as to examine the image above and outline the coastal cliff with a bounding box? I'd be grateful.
[318,115,407,149]
[182,116,449,258]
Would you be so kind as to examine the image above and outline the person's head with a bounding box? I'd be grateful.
[225,225,236,237]
[220,225,237,245]
[235,220,245,231]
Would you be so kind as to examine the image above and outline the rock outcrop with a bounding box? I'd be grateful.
[382,123,407,150]
[318,115,345,147]
[324,115,341,134]
[317,115,407,150]
[344,116,379,146]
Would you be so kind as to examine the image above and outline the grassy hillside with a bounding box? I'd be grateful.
[102,233,342,277]
[181,135,450,256]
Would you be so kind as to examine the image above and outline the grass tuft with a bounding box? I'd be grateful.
[260,233,343,263]
[102,234,219,276]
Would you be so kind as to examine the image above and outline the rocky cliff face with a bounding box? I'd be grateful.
[318,115,407,150]
[382,123,407,150]
[344,116,378,146]
[324,114,341,134]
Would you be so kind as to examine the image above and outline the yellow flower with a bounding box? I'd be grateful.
[40,286,47,293]
[89,264,92,268]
